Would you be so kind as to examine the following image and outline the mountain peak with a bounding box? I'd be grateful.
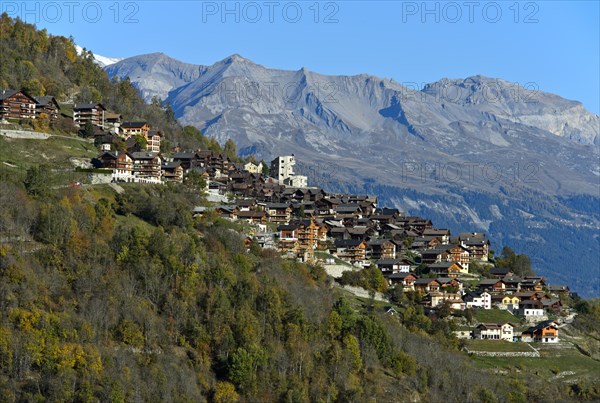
[223,54,253,65]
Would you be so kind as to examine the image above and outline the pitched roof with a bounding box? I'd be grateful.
[377,259,407,266]
[437,277,460,284]
[477,323,512,330]
[368,239,393,246]
[479,279,503,286]
[162,161,181,169]
[74,103,106,110]
[122,121,148,128]
[427,262,456,269]
[105,112,122,120]
[522,320,558,334]
[33,96,59,107]
[490,267,512,276]
[386,272,416,280]
[414,278,439,285]
[131,151,160,160]
[173,152,197,160]
[265,203,291,209]
[237,211,267,218]
[422,228,450,236]
[335,239,365,247]
[0,89,19,100]
[277,224,297,231]
[98,151,118,159]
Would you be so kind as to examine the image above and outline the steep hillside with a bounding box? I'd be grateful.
[1,141,597,401]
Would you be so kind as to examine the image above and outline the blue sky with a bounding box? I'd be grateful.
[7,0,599,113]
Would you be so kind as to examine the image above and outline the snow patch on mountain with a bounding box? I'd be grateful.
[75,45,123,67]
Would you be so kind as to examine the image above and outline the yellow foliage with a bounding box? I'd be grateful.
[214,381,239,403]
[9,307,41,332]
[0,326,13,368]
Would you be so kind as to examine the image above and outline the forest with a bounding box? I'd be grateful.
[0,14,599,402]
[5,175,596,401]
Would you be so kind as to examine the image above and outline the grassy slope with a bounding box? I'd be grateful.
[473,308,520,324]
[0,134,97,183]
[472,343,600,383]
[465,339,533,352]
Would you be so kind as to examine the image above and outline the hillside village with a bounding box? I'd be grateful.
[0,87,577,345]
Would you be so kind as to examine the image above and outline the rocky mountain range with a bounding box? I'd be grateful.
[106,53,600,297]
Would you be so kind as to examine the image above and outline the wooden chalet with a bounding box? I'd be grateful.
[172,152,199,171]
[121,121,150,138]
[427,262,464,277]
[429,292,465,310]
[479,279,506,292]
[162,161,184,183]
[264,203,292,224]
[386,272,417,289]
[131,152,162,183]
[33,96,60,120]
[436,277,463,291]
[333,239,367,263]
[237,211,268,224]
[521,320,559,343]
[367,239,396,260]
[0,89,37,120]
[376,259,411,274]
[413,278,441,293]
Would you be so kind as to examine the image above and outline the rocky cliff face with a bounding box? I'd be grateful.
[106,53,600,297]
[105,53,207,102]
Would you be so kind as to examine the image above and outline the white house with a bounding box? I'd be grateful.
[270,155,308,188]
[517,300,547,321]
[464,291,491,309]
[473,323,514,342]
[376,259,410,274]
[430,292,465,310]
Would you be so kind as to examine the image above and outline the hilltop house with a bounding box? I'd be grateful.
[386,272,417,289]
[422,228,451,244]
[464,291,492,309]
[270,155,308,188]
[427,262,464,277]
[333,239,367,264]
[367,239,396,260]
[162,161,184,183]
[131,152,162,184]
[473,323,514,342]
[244,161,263,174]
[104,112,122,134]
[147,130,162,152]
[73,103,106,128]
[459,232,490,261]
[97,151,134,182]
[263,203,292,224]
[376,259,411,274]
[497,295,520,312]
[33,96,60,121]
[0,89,37,121]
[121,121,150,138]
[517,300,547,322]
[521,320,559,343]
[429,292,465,310]
[414,278,441,294]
